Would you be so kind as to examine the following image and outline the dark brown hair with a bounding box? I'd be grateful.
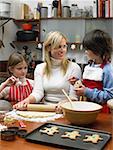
[83,29,113,62]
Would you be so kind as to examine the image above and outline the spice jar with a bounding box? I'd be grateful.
[63,6,70,18]
[71,4,78,18]
[40,7,48,18]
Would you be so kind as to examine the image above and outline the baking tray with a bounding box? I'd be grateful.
[25,122,111,150]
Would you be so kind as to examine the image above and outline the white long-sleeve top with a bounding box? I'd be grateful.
[30,59,81,104]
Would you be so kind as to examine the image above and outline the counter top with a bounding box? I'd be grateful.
[0,113,112,150]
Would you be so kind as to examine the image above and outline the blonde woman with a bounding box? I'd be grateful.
[13,31,81,110]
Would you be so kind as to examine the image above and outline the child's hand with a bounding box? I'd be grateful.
[13,99,30,110]
[68,76,78,85]
[4,76,18,86]
[75,86,86,96]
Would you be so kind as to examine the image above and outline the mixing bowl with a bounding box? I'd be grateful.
[61,101,102,125]
[107,99,113,112]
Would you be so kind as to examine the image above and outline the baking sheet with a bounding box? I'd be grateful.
[25,122,111,150]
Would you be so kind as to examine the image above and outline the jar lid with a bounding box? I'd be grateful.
[72,4,77,6]
[41,7,48,8]
[63,6,70,8]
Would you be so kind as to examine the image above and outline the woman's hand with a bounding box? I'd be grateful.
[55,100,68,113]
[68,76,78,85]
[13,99,30,110]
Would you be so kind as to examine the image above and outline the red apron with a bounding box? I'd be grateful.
[9,80,33,104]
[83,63,110,113]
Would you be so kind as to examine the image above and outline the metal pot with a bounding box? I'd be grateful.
[16,30,38,41]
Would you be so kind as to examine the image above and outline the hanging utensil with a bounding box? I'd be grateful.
[0,26,5,48]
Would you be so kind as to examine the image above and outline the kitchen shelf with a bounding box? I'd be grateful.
[40,17,113,20]
[12,41,40,44]
[13,19,40,26]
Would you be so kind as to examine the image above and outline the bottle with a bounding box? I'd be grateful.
[34,8,40,19]
[48,4,52,18]
[57,0,62,17]
[71,4,78,18]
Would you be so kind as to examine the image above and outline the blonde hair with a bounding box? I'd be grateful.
[8,52,27,75]
[43,31,69,77]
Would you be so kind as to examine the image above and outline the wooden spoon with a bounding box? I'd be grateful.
[62,89,74,108]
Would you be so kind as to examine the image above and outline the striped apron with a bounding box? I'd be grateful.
[9,80,33,104]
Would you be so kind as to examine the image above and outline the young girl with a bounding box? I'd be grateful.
[71,29,113,113]
[0,52,34,105]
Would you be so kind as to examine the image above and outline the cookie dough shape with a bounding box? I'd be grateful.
[16,111,56,118]
[74,80,83,88]
[40,126,59,136]
[83,134,103,144]
[61,130,81,140]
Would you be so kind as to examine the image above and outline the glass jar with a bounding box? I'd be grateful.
[40,7,48,18]
[63,6,70,18]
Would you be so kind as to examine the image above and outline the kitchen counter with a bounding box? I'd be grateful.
[0,112,112,150]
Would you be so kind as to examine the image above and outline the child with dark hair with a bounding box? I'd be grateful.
[70,29,113,113]
[0,52,34,105]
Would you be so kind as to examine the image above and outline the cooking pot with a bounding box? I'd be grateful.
[16,30,38,41]
[21,23,32,31]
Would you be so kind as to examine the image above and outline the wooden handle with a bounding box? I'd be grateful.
[27,104,56,112]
